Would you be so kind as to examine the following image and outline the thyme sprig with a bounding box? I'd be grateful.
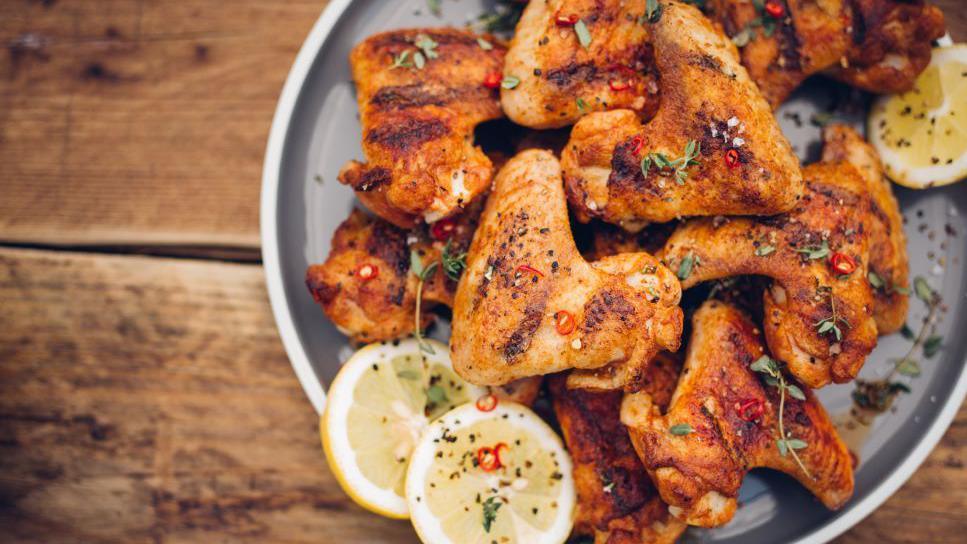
[640,140,702,185]
[441,239,467,281]
[750,355,812,479]
[411,250,439,354]
[481,495,502,532]
[853,276,943,412]
[815,286,850,341]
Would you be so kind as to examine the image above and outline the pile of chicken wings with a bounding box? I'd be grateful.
[306,1,940,540]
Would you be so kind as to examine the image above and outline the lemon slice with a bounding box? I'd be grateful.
[405,402,575,544]
[868,44,967,188]
[321,338,488,519]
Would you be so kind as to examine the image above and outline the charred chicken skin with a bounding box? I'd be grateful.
[820,124,909,334]
[338,28,506,228]
[561,1,803,230]
[660,159,878,388]
[621,301,854,528]
[451,149,683,391]
[549,356,687,544]
[703,0,944,107]
[501,0,660,129]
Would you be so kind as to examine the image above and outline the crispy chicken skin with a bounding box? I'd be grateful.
[827,0,945,94]
[704,0,944,107]
[821,124,909,334]
[305,206,479,343]
[451,150,683,391]
[660,161,878,388]
[561,2,802,229]
[338,28,506,228]
[501,0,659,129]
[621,302,854,528]
[549,358,687,544]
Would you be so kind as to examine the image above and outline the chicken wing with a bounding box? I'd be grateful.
[305,205,479,343]
[451,149,683,391]
[500,0,660,129]
[821,124,909,334]
[703,0,944,107]
[549,357,687,544]
[660,160,878,388]
[338,29,506,227]
[561,2,802,229]
[621,301,854,528]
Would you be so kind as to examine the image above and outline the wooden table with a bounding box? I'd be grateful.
[0,1,964,542]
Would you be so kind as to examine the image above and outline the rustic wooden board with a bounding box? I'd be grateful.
[1,0,964,252]
[0,248,963,542]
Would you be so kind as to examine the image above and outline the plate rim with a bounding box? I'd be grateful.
[259,1,967,541]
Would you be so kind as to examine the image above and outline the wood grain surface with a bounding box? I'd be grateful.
[0,1,965,543]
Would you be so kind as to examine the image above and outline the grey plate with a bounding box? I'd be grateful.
[260,1,967,542]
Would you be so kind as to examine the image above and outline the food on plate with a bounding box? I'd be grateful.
[500,0,659,129]
[621,301,854,528]
[338,28,506,228]
[702,0,945,107]
[450,149,683,391]
[660,159,879,388]
[561,2,803,229]
[821,124,910,333]
[868,44,967,188]
[548,357,687,544]
[405,401,576,544]
[320,338,488,518]
[305,204,479,343]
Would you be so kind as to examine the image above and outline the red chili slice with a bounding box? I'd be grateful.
[725,148,740,169]
[765,1,785,18]
[554,310,576,335]
[477,447,500,472]
[555,12,579,26]
[609,79,631,91]
[830,252,857,275]
[431,218,457,241]
[355,263,379,281]
[483,71,502,89]
[517,264,544,278]
[737,398,765,422]
[630,135,645,155]
[476,393,498,412]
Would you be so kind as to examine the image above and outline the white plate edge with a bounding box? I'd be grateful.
[257,1,967,540]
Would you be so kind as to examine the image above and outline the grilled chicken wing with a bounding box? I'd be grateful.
[339,29,506,227]
[501,0,660,129]
[549,357,687,544]
[703,0,944,107]
[451,149,683,391]
[821,124,909,334]
[621,301,854,528]
[561,2,802,230]
[661,160,878,388]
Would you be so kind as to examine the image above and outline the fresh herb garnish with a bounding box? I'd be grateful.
[669,423,693,436]
[476,37,493,50]
[576,97,588,113]
[645,0,663,23]
[441,239,467,281]
[414,34,439,60]
[750,355,812,478]
[411,250,440,354]
[852,276,942,413]
[730,0,778,47]
[755,245,776,257]
[677,251,700,281]
[795,240,830,260]
[814,287,850,342]
[501,75,520,89]
[640,140,702,185]
[574,20,592,48]
[482,496,502,532]
[390,50,413,69]
[426,384,449,406]
[867,270,884,289]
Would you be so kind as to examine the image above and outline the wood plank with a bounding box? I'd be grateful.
[1,0,964,250]
[0,248,414,543]
[0,247,963,542]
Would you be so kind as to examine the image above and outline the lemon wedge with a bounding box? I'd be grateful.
[405,402,575,544]
[868,44,967,188]
[321,338,487,518]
